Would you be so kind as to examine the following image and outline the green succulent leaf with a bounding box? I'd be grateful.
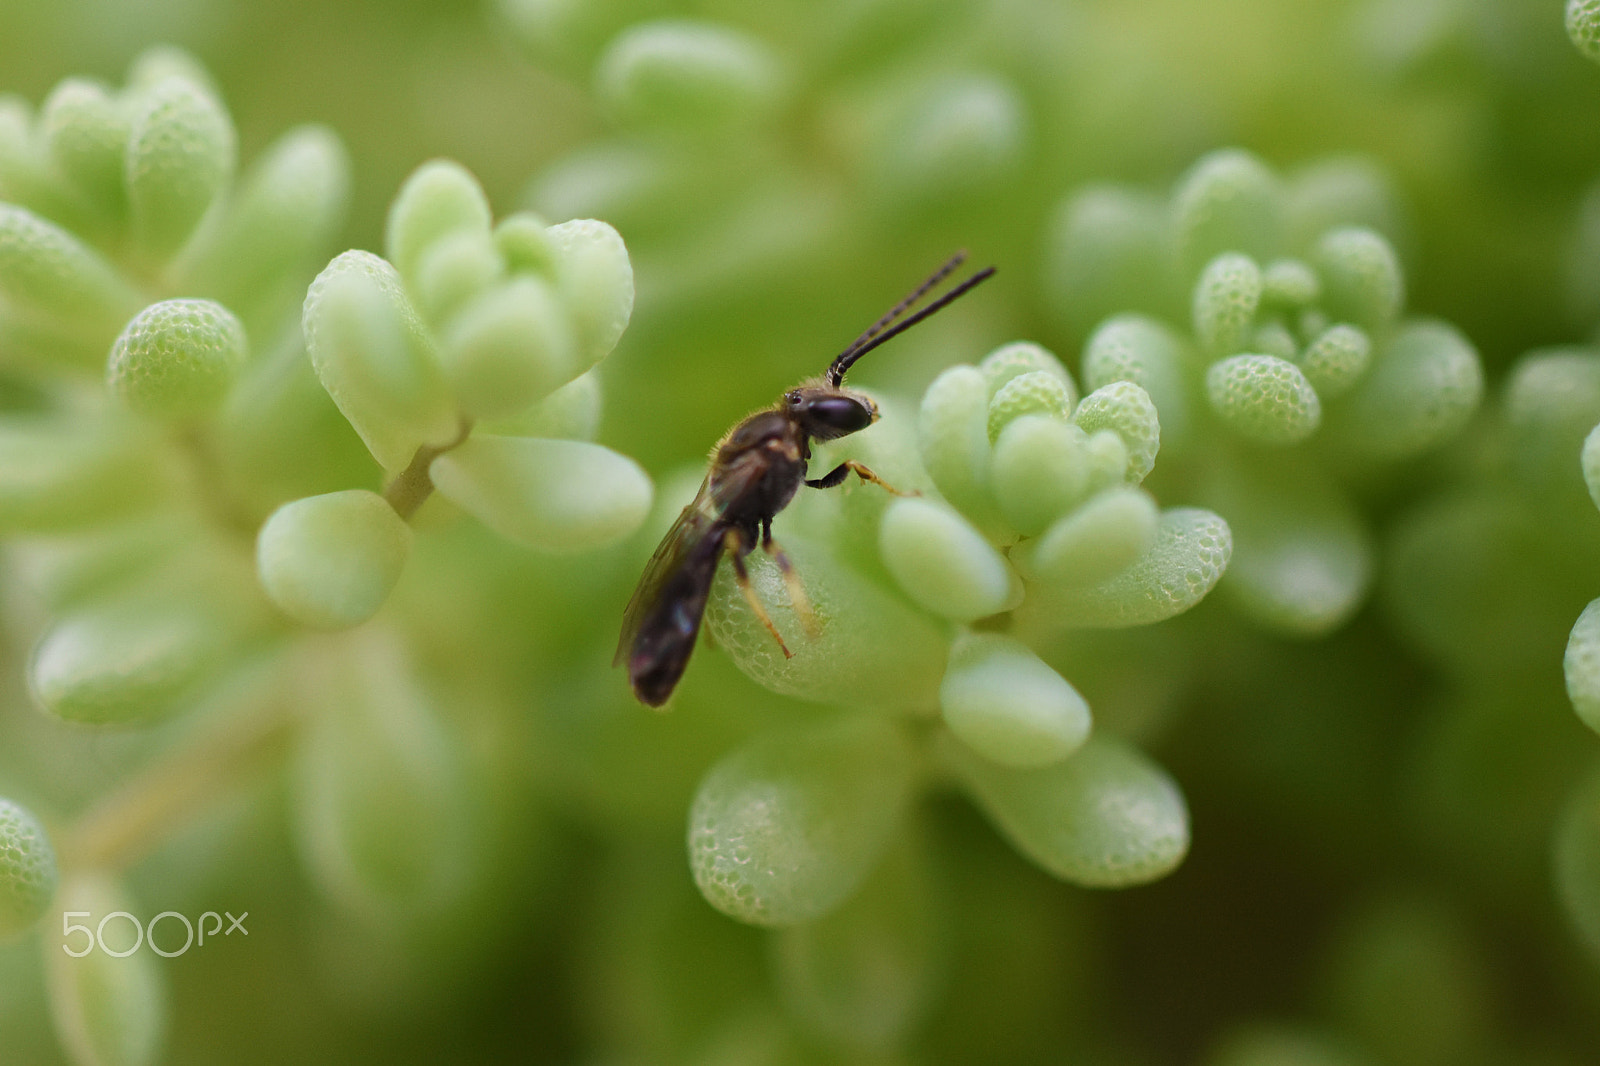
[257,490,412,630]
[944,733,1189,887]
[429,434,651,551]
[107,298,247,418]
[687,716,915,926]
[126,75,236,261]
[0,797,57,941]
[940,632,1091,768]
[45,875,166,1066]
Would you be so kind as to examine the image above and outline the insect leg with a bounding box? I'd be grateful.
[763,536,821,637]
[806,459,913,496]
[804,462,851,489]
[725,528,793,659]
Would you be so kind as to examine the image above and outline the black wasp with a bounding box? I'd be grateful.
[616,253,996,707]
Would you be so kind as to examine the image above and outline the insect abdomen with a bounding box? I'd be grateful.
[627,529,727,706]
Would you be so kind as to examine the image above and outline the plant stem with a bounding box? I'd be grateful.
[57,661,293,873]
[383,418,473,520]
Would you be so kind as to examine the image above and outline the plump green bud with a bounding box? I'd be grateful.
[879,497,1017,621]
[1206,353,1321,445]
[770,838,940,1049]
[1570,0,1600,62]
[0,203,142,355]
[439,276,576,418]
[128,45,216,96]
[1297,322,1371,398]
[1251,319,1298,360]
[0,95,51,209]
[1555,766,1600,959]
[1313,227,1403,332]
[596,20,782,132]
[1193,252,1263,356]
[1296,308,1330,344]
[0,798,56,940]
[179,125,350,310]
[483,367,602,439]
[687,717,915,926]
[1205,456,1370,635]
[1081,314,1191,444]
[1584,422,1600,512]
[126,76,235,260]
[1286,157,1404,254]
[1260,258,1320,307]
[385,159,493,286]
[1025,507,1232,629]
[1171,148,1284,275]
[1071,380,1160,484]
[874,74,1026,201]
[0,418,155,533]
[492,210,552,271]
[987,369,1072,442]
[496,0,628,68]
[918,365,1002,533]
[704,535,950,710]
[941,633,1090,768]
[40,78,129,214]
[546,218,633,366]
[1567,599,1600,734]
[412,229,504,326]
[979,340,1074,397]
[46,874,166,1066]
[1045,186,1171,333]
[30,587,242,724]
[1010,486,1160,588]
[990,416,1091,536]
[429,435,651,551]
[107,298,246,417]
[1329,319,1481,461]
[302,250,457,471]
[257,490,412,630]
[945,733,1188,887]
[1082,429,1131,491]
[293,634,473,918]
[1504,350,1600,512]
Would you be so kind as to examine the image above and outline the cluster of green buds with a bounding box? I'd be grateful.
[498,0,1046,315]
[282,157,649,625]
[0,47,651,1065]
[1378,294,1600,965]
[1050,148,1484,636]
[673,338,1209,980]
[1548,346,1600,961]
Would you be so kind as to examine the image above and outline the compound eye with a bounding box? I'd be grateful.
[804,395,874,437]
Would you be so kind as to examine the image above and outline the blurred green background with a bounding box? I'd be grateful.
[5,0,1600,1064]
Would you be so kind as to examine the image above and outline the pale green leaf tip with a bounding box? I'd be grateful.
[1567,598,1600,735]
[0,797,58,940]
[108,298,247,418]
[941,632,1091,768]
[879,496,1013,621]
[257,490,412,630]
[687,718,914,926]
[429,435,652,551]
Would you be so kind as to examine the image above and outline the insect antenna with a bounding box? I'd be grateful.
[827,261,997,386]
[835,251,968,362]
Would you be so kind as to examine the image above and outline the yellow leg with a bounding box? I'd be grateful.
[844,460,915,497]
[764,537,821,638]
[726,530,792,659]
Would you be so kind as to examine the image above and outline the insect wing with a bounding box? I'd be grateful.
[615,491,717,668]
